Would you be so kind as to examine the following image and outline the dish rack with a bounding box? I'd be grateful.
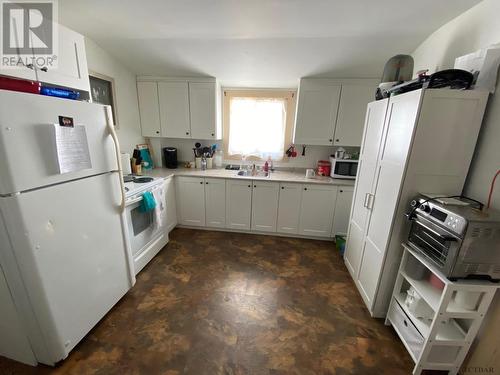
[386,244,499,375]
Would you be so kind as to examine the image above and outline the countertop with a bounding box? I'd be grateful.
[143,167,355,186]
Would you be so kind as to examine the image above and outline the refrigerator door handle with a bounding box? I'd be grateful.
[105,106,126,213]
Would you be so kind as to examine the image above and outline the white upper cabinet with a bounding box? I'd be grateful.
[294,78,377,147]
[37,25,90,92]
[137,81,161,137]
[298,184,338,237]
[334,83,376,146]
[277,183,303,234]
[176,177,206,227]
[189,82,217,139]
[137,77,221,140]
[0,24,89,92]
[294,79,341,145]
[251,181,279,232]
[158,81,191,138]
[204,178,226,228]
[225,179,252,230]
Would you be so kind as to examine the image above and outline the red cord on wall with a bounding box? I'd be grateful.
[487,169,500,209]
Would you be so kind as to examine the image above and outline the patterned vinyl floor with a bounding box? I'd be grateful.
[0,228,415,375]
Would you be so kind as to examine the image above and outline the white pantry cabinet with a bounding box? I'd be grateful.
[331,186,354,236]
[0,24,89,92]
[165,177,177,232]
[204,178,226,228]
[277,183,303,234]
[226,179,253,230]
[344,99,388,277]
[344,88,489,318]
[293,78,377,147]
[298,184,338,237]
[137,77,221,140]
[176,177,206,227]
[251,181,279,232]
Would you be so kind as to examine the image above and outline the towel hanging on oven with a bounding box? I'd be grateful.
[140,191,156,213]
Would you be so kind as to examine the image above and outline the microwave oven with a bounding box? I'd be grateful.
[329,157,358,179]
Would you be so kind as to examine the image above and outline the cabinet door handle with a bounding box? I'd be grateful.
[336,139,340,142]
[186,132,190,135]
[205,182,208,184]
[156,131,160,134]
[200,181,203,184]
[304,187,308,191]
[211,133,215,136]
[340,189,343,193]
[367,194,375,210]
[254,185,256,188]
[363,193,370,208]
[329,139,333,143]
[248,185,251,188]
[281,186,284,190]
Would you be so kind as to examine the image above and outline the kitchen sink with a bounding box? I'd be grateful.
[236,170,271,178]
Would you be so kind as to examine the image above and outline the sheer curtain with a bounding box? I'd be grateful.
[227,97,287,159]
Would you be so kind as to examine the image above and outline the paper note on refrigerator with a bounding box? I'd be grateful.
[53,123,92,174]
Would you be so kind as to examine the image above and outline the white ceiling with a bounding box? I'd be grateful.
[59,0,482,87]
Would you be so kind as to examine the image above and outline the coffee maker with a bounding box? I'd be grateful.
[163,147,178,169]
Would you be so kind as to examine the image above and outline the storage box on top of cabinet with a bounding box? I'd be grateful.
[344,88,489,318]
[293,78,378,146]
[136,76,221,140]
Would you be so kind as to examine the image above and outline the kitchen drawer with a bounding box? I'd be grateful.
[388,299,424,360]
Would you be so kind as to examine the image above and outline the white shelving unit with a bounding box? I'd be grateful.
[386,244,499,375]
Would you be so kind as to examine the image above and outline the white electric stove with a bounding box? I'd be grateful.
[122,175,168,274]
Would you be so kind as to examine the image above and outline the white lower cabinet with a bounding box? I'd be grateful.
[225,180,252,230]
[331,186,354,236]
[251,181,279,232]
[204,178,226,228]
[176,177,205,227]
[174,176,352,239]
[165,177,177,232]
[277,183,302,234]
[299,184,338,237]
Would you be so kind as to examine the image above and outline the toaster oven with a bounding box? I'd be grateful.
[406,196,500,281]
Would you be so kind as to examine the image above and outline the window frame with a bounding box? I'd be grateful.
[222,89,297,161]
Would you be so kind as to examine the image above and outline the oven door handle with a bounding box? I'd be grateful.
[126,195,144,206]
[414,220,459,242]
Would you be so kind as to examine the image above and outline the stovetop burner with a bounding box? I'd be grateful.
[122,175,154,184]
[133,177,154,183]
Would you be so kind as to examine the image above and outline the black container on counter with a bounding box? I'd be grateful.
[163,147,178,169]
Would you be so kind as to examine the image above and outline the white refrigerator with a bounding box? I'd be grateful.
[0,89,135,366]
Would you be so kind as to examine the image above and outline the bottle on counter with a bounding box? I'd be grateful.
[214,150,223,168]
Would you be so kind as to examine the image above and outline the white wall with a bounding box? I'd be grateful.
[412,0,500,370]
[84,38,144,154]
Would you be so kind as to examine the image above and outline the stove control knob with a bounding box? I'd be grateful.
[421,204,431,213]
